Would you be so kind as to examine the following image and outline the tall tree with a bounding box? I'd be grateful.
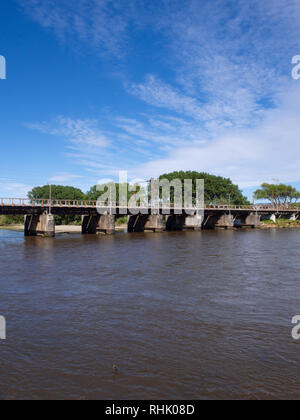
[159,171,249,205]
[28,185,86,201]
[28,185,86,225]
[254,183,300,206]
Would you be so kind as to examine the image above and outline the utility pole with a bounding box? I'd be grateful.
[228,194,231,215]
[49,184,52,215]
[147,179,154,212]
[109,183,112,215]
[253,194,258,215]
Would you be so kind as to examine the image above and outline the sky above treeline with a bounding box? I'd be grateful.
[1,0,300,199]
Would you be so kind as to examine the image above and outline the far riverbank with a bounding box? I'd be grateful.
[0,225,82,234]
[0,224,128,234]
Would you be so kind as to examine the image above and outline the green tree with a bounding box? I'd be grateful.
[254,183,300,206]
[28,185,86,225]
[159,171,249,205]
[28,185,86,201]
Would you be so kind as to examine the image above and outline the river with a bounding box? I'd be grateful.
[0,228,300,400]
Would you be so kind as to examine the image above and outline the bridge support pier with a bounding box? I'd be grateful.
[97,214,115,234]
[128,215,164,233]
[246,214,261,227]
[184,214,203,231]
[144,215,164,232]
[82,214,115,235]
[215,214,235,229]
[24,214,55,237]
[290,213,298,221]
[240,213,261,228]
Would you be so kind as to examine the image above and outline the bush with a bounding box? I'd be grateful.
[0,215,23,226]
[116,216,128,226]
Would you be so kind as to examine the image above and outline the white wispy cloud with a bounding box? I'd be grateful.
[27,117,109,149]
[127,75,210,121]
[133,84,300,188]
[18,0,130,57]
[125,0,299,134]
[127,73,267,133]
[0,182,33,198]
[48,172,83,183]
[20,0,300,188]
[121,0,300,186]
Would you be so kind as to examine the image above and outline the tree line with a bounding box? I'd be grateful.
[28,172,250,204]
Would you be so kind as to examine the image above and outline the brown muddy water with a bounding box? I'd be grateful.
[0,228,300,400]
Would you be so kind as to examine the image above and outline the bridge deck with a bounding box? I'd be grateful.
[0,198,299,216]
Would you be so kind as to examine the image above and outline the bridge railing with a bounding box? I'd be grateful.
[0,198,299,212]
[30,199,99,207]
[0,198,99,207]
[0,198,33,206]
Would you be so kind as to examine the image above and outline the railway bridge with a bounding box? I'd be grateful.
[0,198,299,237]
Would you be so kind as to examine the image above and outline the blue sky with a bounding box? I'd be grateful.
[1,0,300,199]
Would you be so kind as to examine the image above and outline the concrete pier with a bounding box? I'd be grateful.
[184,215,203,231]
[97,214,115,234]
[240,213,261,228]
[144,215,164,232]
[215,214,235,229]
[25,214,55,237]
[82,215,115,235]
[128,215,164,232]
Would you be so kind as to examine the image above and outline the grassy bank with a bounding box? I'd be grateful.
[261,219,300,229]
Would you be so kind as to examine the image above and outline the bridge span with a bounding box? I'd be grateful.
[0,198,299,237]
